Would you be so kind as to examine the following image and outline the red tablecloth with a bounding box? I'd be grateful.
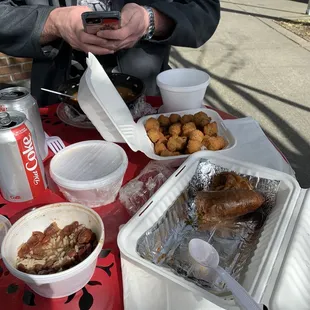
[0,97,237,310]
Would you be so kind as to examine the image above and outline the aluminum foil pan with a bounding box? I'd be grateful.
[137,159,280,294]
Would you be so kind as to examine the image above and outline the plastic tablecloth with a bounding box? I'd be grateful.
[0,97,240,310]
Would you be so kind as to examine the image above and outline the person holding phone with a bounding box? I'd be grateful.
[0,0,220,106]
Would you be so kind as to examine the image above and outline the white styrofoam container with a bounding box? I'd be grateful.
[136,108,236,161]
[50,141,128,208]
[118,151,309,310]
[77,53,236,161]
[1,203,104,298]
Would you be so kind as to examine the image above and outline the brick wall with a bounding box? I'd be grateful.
[0,53,32,85]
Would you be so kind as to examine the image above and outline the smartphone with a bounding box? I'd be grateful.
[82,11,121,34]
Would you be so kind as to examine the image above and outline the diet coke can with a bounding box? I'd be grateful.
[0,87,48,160]
[0,111,47,202]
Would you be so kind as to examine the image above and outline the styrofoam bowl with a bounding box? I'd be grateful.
[50,141,128,208]
[156,69,210,112]
[1,202,104,298]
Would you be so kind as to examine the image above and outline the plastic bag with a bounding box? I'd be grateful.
[119,161,175,216]
[130,96,157,120]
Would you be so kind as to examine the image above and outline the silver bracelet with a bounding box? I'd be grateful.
[142,6,155,41]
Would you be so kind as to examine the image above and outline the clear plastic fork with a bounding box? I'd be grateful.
[44,132,66,154]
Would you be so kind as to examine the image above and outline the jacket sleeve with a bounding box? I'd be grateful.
[0,0,55,59]
[150,0,220,48]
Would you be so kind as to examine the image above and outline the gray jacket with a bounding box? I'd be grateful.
[0,0,220,106]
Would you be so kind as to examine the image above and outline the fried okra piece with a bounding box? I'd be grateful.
[147,129,164,143]
[203,122,218,137]
[186,140,202,154]
[182,122,196,136]
[189,130,204,142]
[194,111,211,128]
[167,136,187,152]
[158,115,170,127]
[169,114,181,124]
[204,136,226,151]
[180,114,194,125]
[155,142,167,155]
[145,118,160,131]
[169,123,182,136]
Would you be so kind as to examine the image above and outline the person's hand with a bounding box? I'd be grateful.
[96,3,149,52]
[44,6,115,55]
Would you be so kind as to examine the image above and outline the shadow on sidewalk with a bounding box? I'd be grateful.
[290,0,308,4]
[221,1,302,15]
[170,48,310,187]
[222,7,307,22]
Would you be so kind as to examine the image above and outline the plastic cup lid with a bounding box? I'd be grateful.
[0,215,11,259]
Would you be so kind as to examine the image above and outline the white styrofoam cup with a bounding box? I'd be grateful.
[156,68,210,113]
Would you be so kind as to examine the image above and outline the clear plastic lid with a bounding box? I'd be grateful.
[0,215,11,259]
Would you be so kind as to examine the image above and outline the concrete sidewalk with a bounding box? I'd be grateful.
[171,0,310,187]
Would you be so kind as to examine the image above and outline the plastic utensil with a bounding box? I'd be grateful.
[45,132,66,154]
[41,88,75,99]
[189,238,261,310]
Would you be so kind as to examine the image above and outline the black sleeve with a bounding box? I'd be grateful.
[150,0,220,48]
[0,0,55,59]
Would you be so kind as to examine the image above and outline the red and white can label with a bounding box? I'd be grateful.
[11,124,45,199]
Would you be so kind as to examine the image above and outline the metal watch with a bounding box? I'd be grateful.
[142,6,155,41]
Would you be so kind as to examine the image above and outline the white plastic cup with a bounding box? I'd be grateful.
[50,141,128,208]
[1,202,104,298]
[156,68,210,113]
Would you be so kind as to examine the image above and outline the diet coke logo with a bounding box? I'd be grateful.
[22,134,41,185]
[0,105,7,112]
[12,123,46,199]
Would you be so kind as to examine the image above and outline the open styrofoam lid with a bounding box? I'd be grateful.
[50,141,128,190]
[0,215,11,259]
[78,53,140,150]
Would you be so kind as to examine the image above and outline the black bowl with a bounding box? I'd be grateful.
[108,73,145,110]
[57,73,145,114]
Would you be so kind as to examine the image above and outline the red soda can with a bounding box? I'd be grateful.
[0,111,47,202]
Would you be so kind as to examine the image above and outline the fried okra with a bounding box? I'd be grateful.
[194,111,211,128]
[155,141,167,155]
[167,136,187,152]
[169,114,181,124]
[203,122,218,137]
[180,114,194,125]
[145,118,160,131]
[169,123,182,136]
[158,115,170,127]
[189,130,204,142]
[186,140,202,154]
[204,136,226,151]
[147,129,164,143]
[182,122,196,136]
